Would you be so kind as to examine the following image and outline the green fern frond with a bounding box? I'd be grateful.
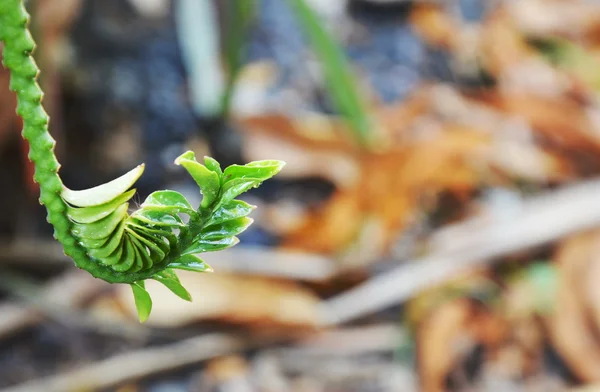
[0,0,285,322]
[61,153,283,321]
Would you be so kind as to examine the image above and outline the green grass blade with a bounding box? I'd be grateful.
[220,0,257,117]
[288,0,373,147]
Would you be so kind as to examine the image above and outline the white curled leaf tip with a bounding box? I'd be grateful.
[62,164,145,207]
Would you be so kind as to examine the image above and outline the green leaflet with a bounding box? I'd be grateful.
[206,200,255,227]
[218,160,285,206]
[170,254,213,273]
[204,156,223,177]
[125,227,166,262]
[198,217,254,240]
[131,281,152,323]
[128,235,154,270]
[223,160,286,181]
[141,190,195,215]
[62,165,144,207]
[71,203,129,240]
[152,269,192,301]
[67,189,136,224]
[175,151,220,208]
[112,238,137,272]
[87,221,126,259]
[182,236,239,256]
[131,209,185,228]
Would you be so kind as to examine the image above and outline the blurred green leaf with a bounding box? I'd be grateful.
[522,262,558,315]
[288,0,373,147]
[131,281,152,323]
[220,0,257,116]
[532,37,600,92]
[152,270,192,302]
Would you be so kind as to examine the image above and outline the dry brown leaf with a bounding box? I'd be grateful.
[116,272,320,331]
[545,230,600,382]
[204,355,250,383]
[410,4,460,49]
[507,0,600,41]
[480,9,536,79]
[483,93,600,152]
[281,190,363,254]
[239,86,580,258]
[417,298,475,392]
[416,298,506,392]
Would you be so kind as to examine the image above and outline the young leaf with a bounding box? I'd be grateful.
[206,200,255,227]
[125,227,166,262]
[182,236,239,255]
[97,237,125,266]
[87,221,126,258]
[66,189,136,224]
[112,238,137,272]
[219,177,264,205]
[142,190,195,214]
[204,156,223,177]
[169,255,213,273]
[219,160,285,204]
[152,270,192,301]
[223,160,285,182]
[199,217,253,240]
[62,164,144,207]
[130,281,152,323]
[131,209,185,228]
[175,151,220,207]
[71,203,128,240]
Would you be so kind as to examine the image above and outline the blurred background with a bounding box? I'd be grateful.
[3,0,600,390]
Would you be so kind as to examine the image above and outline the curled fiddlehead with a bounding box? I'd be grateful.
[0,0,284,321]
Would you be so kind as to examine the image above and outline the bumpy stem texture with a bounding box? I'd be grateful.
[0,1,98,276]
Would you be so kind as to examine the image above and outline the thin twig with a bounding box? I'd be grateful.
[0,243,338,281]
[320,178,600,325]
[0,333,248,392]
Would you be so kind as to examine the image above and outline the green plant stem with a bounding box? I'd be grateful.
[0,0,144,284]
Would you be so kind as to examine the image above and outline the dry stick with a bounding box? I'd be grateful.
[0,243,338,281]
[0,333,248,392]
[320,178,600,326]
